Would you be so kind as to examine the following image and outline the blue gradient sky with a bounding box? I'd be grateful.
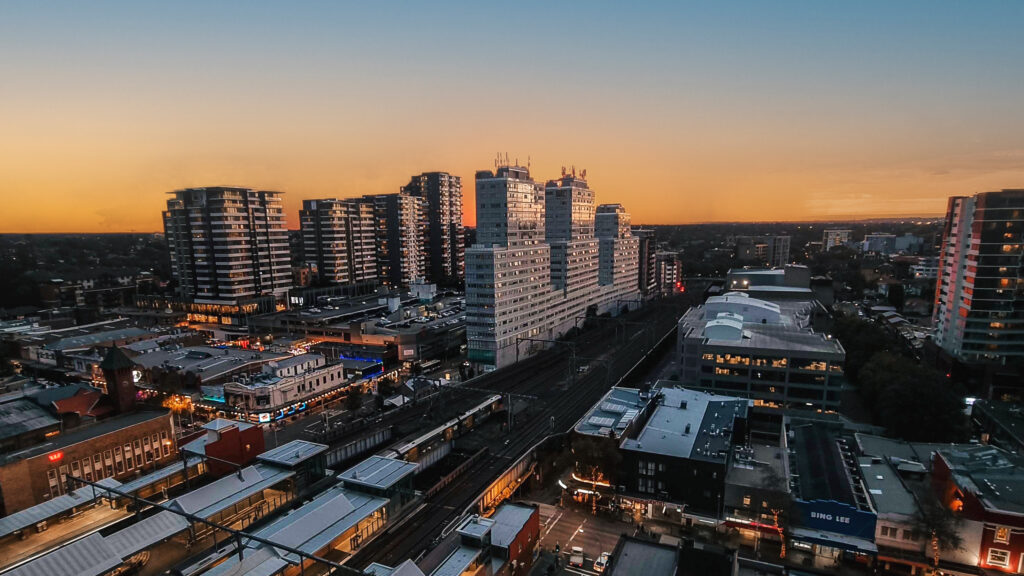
[2,1,1023,231]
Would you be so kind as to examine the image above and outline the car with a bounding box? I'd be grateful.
[569,546,585,568]
[594,552,611,573]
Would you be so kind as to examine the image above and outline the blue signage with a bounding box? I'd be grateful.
[797,500,876,540]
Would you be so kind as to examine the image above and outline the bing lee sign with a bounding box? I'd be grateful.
[799,500,876,539]
[810,511,851,524]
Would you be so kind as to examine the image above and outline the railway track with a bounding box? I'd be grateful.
[347,298,688,569]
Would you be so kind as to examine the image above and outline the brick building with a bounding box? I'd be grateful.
[180,419,265,477]
[932,445,1024,573]
[0,409,175,516]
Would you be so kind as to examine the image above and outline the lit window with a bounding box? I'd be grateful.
[987,548,1010,568]
[994,526,1011,544]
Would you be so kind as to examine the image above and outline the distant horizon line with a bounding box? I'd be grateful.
[0,214,948,235]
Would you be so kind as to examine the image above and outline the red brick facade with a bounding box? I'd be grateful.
[203,424,265,477]
[933,452,1024,573]
[0,411,175,515]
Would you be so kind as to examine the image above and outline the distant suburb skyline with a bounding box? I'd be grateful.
[2,1,1024,233]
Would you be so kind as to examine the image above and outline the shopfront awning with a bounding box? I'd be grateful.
[791,527,878,555]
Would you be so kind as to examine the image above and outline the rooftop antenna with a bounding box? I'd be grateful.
[527,156,531,170]
[561,166,567,177]
[582,168,587,180]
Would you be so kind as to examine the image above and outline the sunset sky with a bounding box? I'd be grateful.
[2,1,1023,232]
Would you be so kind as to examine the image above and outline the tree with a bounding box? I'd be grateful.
[912,495,963,570]
[756,466,799,559]
[859,352,968,442]
[346,385,363,411]
[831,315,894,382]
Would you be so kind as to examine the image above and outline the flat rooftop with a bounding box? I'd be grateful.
[490,503,536,548]
[340,455,418,490]
[575,387,648,437]
[937,445,1024,516]
[130,346,290,381]
[42,327,151,351]
[854,433,949,464]
[726,443,788,490]
[608,537,678,576]
[620,387,749,463]
[858,457,918,516]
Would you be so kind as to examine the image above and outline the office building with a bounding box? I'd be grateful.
[633,229,658,297]
[933,189,1024,364]
[822,229,852,250]
[163,187,291,304]
[677,293,846,410]
[466,164,639,370]
[402,172,465,285]
[299,198,377,285]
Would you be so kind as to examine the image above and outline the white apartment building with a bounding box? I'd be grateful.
[596,204,641,311]
[545,174,601,315]
[466,165,640,371]
[222,353,348,418]
[163,186,291,304]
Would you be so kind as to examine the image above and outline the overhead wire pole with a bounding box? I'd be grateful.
[514,336,578,389]
[451,385,538,432]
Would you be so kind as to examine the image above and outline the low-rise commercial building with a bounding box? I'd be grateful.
[677,293,845,411]
[222,353,348,421]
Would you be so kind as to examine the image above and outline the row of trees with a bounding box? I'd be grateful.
[833,315,968,442]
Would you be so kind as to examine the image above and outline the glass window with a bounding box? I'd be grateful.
[987,549,1010,568]
[995,526,1011,544]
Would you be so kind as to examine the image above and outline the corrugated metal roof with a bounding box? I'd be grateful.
[0,477,121,539]
[170,464,294,519]
[367,560,426,576]
[256,440,327,468]
[105,510,190,557]
[198,547,286,576]
[340,456,417,490]
[490,504,535,548]
[0,399,59,441]
[202,418,255,432]
[430,546,480,576]
[4,533,121,576]
[116,455,204,494]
